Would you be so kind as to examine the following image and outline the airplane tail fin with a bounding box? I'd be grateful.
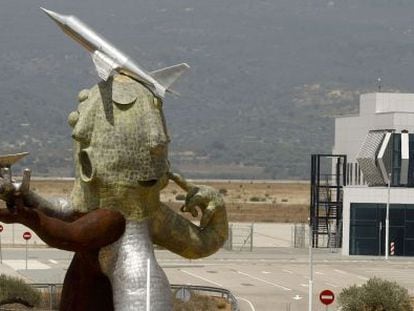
[150,63,190,91]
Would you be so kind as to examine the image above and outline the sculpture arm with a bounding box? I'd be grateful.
[0,196,125,252]
[0,178,78,221]
[150,173,228,259]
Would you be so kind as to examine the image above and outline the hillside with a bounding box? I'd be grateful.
[1,0,414,179]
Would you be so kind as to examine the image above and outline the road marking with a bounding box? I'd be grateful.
[334,269,347,275]
[3,260,50,270]
[236,296,256,311]
[283,269,293,274]
[48,259,58,264]
[315,271,325,275]
[300,283,308,287]
[326,282,339,288]
[237,271,291,291]
[261,271,271,274]
[179,269,223,287]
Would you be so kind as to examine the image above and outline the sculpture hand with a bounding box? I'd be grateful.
[0,193,35,225]
[183,185,225,230]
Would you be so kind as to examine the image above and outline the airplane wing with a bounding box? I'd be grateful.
[91,51,120,81]
[150,63,190,91]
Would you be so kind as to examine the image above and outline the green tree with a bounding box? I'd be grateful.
[338,277,412,311]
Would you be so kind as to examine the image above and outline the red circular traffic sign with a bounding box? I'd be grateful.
[23,232,32,240]
[320,289,335,305]
[0,225,3,232]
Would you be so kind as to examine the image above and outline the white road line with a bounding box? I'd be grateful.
[261,271,271,274]
[300,284,308,287]
[236,296,256,311]
[237,271,292,291]
[326,282,339,288]
[48,259,58,264]
[334,269,348,275]
[3,260,50,270]
[179,269,223,287]
[315,271,325,275]
[283,269,293,274]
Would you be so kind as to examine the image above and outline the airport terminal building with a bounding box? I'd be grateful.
[333,93,414,256]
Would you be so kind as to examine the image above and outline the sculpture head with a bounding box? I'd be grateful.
[68,74,170,219]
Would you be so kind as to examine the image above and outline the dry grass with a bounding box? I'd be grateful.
[15,179,310,223]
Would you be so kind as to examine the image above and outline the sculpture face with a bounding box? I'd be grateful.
[69,74,170,218]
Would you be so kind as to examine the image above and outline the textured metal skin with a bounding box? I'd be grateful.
[99,220,172,311]
[70,75,169,220]
[357,130,387,186]
[40,8,189,98]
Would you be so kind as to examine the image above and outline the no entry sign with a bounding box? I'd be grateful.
[320,289,335,305]
[0,225,3,232]
[23,232,32,240]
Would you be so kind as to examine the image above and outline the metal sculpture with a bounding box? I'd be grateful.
[0,9,228,311]
[40,8,189,98]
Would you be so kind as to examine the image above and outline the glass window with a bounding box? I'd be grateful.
[406,205,414,221]
[408,135,414,186]
[404,240,414,256]
[390,207,405,226]
[352,239,378,255]
[351,203,378,220]
[392,134,401,186]
[405,222,414,238]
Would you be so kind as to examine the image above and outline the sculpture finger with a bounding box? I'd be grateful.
[200,205,215,229]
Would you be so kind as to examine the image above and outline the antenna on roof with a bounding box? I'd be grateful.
[377,77,382,92]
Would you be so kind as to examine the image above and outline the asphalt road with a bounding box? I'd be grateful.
[1,247,414,311]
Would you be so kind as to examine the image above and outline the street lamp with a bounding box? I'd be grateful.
[385,173,391,260]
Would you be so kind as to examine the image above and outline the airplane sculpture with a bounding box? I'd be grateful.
[41,8,189,98]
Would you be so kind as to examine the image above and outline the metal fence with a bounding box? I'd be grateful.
[292,223,309,248]
[224,223,254,251]
[171,284,239,311]
[16,283,239,311]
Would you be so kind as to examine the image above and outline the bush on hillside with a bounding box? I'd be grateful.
[338,277,411,311]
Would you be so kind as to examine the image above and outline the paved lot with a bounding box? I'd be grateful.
[1,247,414,311]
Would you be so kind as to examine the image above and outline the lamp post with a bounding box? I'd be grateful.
[309,221,313,311]
[385,173,391,260]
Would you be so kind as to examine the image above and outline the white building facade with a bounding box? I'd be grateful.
[335,93,414,256]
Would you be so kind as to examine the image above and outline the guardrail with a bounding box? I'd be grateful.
[23,283,239,311]
[171,284,239,311]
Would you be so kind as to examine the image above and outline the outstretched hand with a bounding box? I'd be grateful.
[0,193,34,225]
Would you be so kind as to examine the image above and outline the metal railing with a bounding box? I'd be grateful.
[171,284,239,311]
[22,283,239,311]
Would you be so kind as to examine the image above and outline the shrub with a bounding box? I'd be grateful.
[0,274,41,307]
[338,277,412,311]
[249,196,265,202]
[218,188,228,195]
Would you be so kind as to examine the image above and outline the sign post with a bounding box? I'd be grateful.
[23,231,32,270]
[0,224,3,264]
[319,289,335,310]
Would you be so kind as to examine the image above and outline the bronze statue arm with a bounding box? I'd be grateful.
[0,196,125,252]
[150,173,228,259]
